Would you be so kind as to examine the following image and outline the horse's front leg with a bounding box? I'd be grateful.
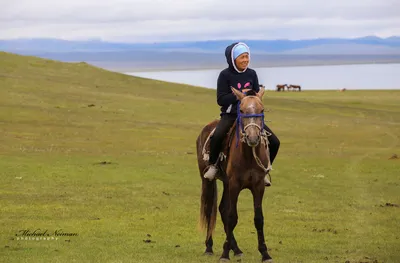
[252,184,273,262]
[219,184,243,258]
[230,235,243,257]
[220,182,240,261]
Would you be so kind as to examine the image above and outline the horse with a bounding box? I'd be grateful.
[276,84,287,92]
[288,84,301,91]
[196,87,273,262]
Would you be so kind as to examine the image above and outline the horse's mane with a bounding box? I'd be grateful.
[245,90,257,96]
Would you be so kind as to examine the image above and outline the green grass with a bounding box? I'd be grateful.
[0,51,399,263]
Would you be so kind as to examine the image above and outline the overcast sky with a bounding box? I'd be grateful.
[1,0,399,42]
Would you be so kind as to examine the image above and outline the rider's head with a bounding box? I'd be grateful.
[233,43,250,72]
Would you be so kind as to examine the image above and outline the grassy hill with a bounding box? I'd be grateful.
[0,51,399,263]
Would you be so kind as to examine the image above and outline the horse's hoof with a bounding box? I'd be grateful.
[262,254,273,263]
[203,252,213,256]
[233,248,243,257]
[219,257,230,262]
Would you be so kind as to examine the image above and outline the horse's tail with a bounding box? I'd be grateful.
[199,178,218,239]
[196,120,219,239]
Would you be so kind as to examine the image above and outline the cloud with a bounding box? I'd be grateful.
[1,0,399,42]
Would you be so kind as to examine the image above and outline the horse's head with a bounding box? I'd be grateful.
[232,87,265,147]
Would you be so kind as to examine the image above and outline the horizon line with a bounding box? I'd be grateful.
[0,35,399,44]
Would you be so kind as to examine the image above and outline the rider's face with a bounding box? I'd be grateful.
[235,53,249,71]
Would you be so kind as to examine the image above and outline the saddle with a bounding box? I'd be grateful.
[201,120,237,165]
[201,119,273,185]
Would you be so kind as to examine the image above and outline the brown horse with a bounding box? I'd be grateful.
[196,87,273,262]
[276,84,287,92]
[288,84,301,91]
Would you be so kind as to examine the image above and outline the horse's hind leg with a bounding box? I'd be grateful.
[202,180,215,256]
[204,235,213,255]
[200,177,217,256]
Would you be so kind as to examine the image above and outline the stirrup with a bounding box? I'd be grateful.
[204,165,218,181]
[264,171,272,187]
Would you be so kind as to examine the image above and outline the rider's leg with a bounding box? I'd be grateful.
[263,124,280,186]
[264,124,280,163]
[204,114,236,180]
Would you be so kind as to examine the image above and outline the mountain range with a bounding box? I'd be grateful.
[1,36,399,54]
[1,36,399,70]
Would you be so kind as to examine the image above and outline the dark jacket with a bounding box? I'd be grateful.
[216,42,260,116]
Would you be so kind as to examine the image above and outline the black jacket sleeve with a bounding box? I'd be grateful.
[252,70,260,93]
[216,71,237,107]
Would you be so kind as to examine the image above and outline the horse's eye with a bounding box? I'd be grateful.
[240,110,244,114]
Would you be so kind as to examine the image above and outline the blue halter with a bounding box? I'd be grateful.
[235,99,265,148]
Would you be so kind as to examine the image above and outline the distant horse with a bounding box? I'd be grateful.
[288,85,301,91]
[276,84,287,92]
[196,87,273,262]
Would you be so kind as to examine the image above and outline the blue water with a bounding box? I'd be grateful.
[126,63,400,90]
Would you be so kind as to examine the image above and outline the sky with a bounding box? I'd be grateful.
[1,0,399,42]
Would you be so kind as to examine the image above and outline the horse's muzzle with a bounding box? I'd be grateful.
[246,134,260,147]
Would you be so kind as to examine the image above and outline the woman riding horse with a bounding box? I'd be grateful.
[204,42,280,186]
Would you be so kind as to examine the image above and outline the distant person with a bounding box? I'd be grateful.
[203,42,280,186]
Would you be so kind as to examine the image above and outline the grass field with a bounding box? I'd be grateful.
[0,51,399,263]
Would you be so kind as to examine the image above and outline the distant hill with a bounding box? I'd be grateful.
[1,36,399,70]
[281,44,400,55]
[0,51,210,107]
[14,51,400,72]
[1,36,399,54]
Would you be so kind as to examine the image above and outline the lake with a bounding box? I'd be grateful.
[126,63,400,90]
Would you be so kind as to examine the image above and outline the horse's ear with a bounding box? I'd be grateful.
[231,87,245,100]
[257,87,265,99]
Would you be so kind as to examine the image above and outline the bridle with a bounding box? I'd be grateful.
[235,96,273,176]
[235,98,265,148]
